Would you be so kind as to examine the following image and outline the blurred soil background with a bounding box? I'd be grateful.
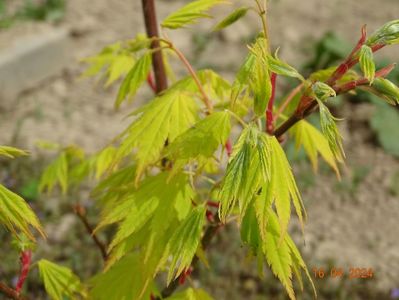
[0,0,399,299]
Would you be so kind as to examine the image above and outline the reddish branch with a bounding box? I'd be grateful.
[73,204,108,261]
[0,282,27,300]
[15,250,32,294]
[274,27,390,138]
[141,0,168,93]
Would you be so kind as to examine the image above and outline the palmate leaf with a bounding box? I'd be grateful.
[167,111,231,160]
[38,259,86,300]
[167,288,214,300]
[89,253,156,300]
[105,172,193,251]
[263,211,294,300]
[116,91,199,182]
[0,184,45,240]
[262,210,316,300]
[115,51,152,108]
[291,120,340,176]
[213,7,249,31]
[267,137,305,239]
[161,0,226,29]
[0,146,28,158]
[39,152,68,194]
[241,204,315,299]
[82,43,135,88]
[82,35,150,86]
[248,37,272,116]
[317,100,345,162]
[219,125,271,222]
[163,205,206,284]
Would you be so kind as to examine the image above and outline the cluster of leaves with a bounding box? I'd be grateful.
[304,30,399,157]
[2,1,399,300]
[0,146,44,241]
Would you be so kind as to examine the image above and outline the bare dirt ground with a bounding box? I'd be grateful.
[0,0,399,298]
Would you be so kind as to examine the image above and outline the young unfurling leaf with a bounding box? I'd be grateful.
[213,7,249,31]
[370,77,399,105]
[162,0,226,29]
[0,184,45,241]
[359,45,375,83]
[317,100,345,162]
[312,81,336,101]
[115,52,152,108]
[367,19,399,47]
[38,259,86,300]
[231,53,256,101]
[266,51,305,81]
[219,125,271,221]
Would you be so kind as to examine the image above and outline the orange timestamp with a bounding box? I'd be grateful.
[312,267,374,279]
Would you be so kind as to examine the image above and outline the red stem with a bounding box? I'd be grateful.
[15,250,32,294]
[0,282,27,300]
[266,73,277,134]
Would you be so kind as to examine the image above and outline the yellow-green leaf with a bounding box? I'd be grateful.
[263,211,295,300]
[38,259,86,300]
[39,152,68,194]
[267,51,304,81]
[0,146,28,158]
[115,52,152,108]
[219,125,271,221]
[167,111,231,160]
[291,120,340,177]
[0,184,45,240]
[268,137,305,239]
[163,205,206,284]
[248,37,272,116]
[162,0,226,29]
[167,288,214,300]
[89,253,156,300]
[116,91,199,182]
[95,146,118,179]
